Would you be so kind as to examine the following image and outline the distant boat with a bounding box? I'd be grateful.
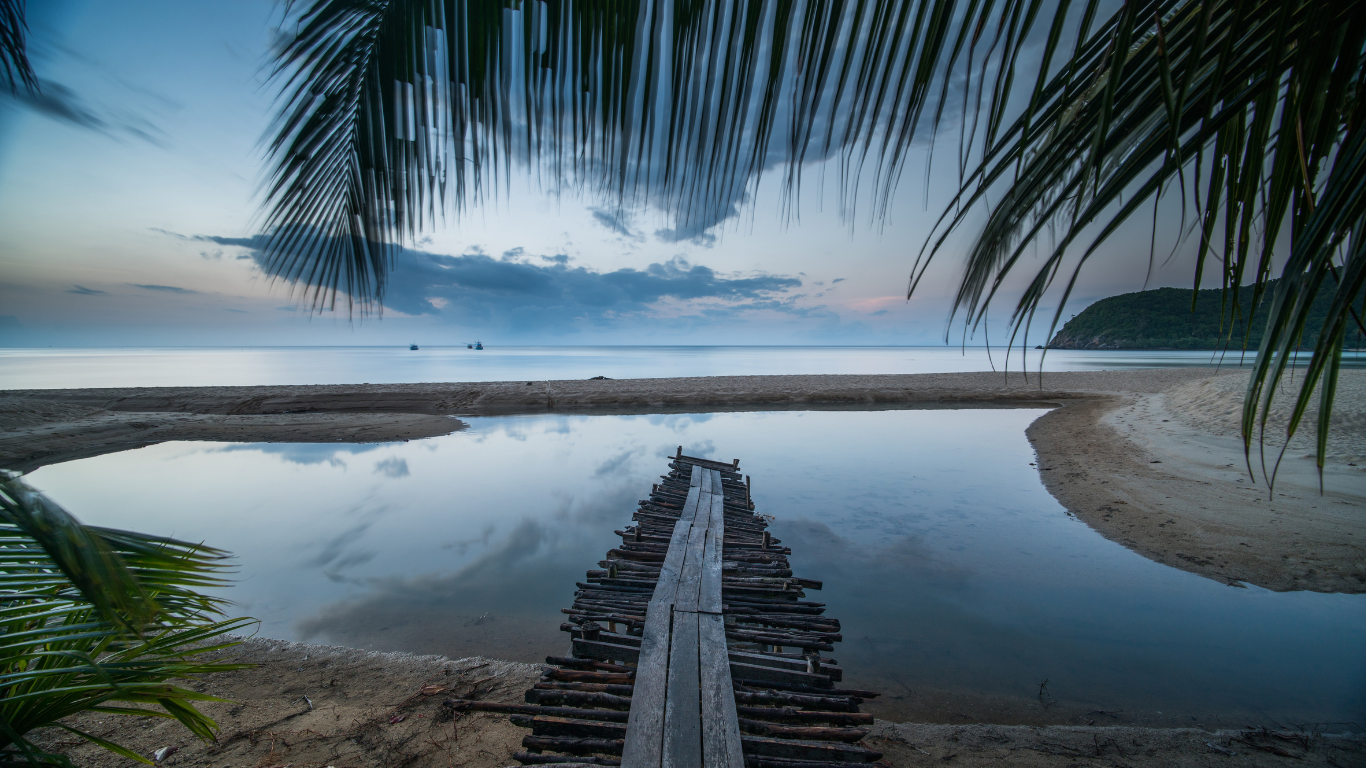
[475,341,484,350]
[467,343,473,349]
[409,344,419,350]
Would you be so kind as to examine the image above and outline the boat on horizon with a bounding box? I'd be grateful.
[409,344,419,350]
[475,341,484,350]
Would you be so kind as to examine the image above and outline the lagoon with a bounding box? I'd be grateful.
[24,407,1364,729]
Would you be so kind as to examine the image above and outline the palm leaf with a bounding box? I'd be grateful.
[1,474,256,766]
[0,0,36,94]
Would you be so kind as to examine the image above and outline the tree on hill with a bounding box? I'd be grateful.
[1049,281,1366,351]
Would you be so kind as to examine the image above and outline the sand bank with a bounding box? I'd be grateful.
[3,369,1363,592]
[29,637,1362,768]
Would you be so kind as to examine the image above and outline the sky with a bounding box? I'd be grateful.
[0,0,1229,348]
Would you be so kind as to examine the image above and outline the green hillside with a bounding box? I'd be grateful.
[1047,281,1365,350]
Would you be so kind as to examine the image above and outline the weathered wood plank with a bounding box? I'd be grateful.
[662,611,702,768]
[674,520,708,612]
[699,613,744,768]
[729,661,833,688]
[621,603,672,768]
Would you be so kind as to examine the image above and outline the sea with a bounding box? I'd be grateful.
[5,345,1362,389]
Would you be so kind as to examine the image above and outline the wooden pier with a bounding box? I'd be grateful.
[446,450,883,768]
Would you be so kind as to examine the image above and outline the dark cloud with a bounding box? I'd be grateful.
[832,278,846,284]
[184,228,807,334]
[130,283,198,294]
[68,285,107,295]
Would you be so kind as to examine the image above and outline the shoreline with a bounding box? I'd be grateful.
[29,637,1364,767]
[4,368,1363,593]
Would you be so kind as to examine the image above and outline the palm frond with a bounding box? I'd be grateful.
[0,0,36,94]
[1,474,255,766]
[912,0,1365,480]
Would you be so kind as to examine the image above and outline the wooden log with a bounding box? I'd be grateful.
[533,681,636,696]
[738,736,882,763]
[513,751,620,766]
[733,679,880,698]
[741,757,869,768]
[729,662,832,689]
[735,719,869,743]
[573,638,641,664]
[606,548,666,563]
[546,656,633,673]
[724,602,824,616]
[518,715,628,740]
[733,706,873,726]
[521,736,624,756]
[526,689,633,711]
[445,700,629,723]
[544,668,635,684]
[732,690,861,712]
[725,629,833,652]
[726,650,842,682]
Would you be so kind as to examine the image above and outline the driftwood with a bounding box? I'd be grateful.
[733,690,863,711]
[739,736,883,763]
[734,679,880,698]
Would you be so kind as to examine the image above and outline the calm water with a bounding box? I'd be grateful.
[24,409,1364,729]
[9,345,1362,389]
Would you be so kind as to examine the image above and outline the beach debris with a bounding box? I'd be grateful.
[589,375,612,380]
[389,714,406,724]
[152,746,179,762]
[420,685,448,696]
[1204,741,1237,756]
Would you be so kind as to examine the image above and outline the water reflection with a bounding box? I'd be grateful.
[25,409,1365,728]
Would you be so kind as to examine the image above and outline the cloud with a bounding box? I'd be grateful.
[187,227,808,334]
[832,277,846,284]
[374,457,410,478]
[589,207,642,240]
[67,285,107,295]
[129,283,198,294]
[223,308,248,313]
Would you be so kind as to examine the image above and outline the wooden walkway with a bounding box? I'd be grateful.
[446,450,883,768]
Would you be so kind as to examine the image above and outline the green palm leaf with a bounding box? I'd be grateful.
[1,475,256,766]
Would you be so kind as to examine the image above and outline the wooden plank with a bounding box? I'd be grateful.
[621,604,672,768]
[680,472,704,523]
[726,650,841,680]
[673,520,708,612]
[662,610,701,768]
[699,613,744,768]
[650,519,693,611]
[698,473,726,614]
[690,464,703,487]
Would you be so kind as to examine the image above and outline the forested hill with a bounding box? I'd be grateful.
[1047,281,1365,350]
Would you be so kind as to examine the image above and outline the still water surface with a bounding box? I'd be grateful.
[25,409,1364,728]
[9,345,1363,389]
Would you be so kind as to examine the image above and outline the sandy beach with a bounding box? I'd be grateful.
[28,637,1364,767]
[4,368,1363,593]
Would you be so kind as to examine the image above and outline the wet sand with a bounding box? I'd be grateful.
[28,637,1363,768]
